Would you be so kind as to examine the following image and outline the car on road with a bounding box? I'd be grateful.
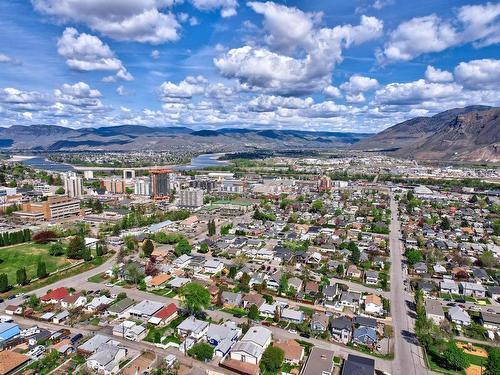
[487,308,495,313]
[475,300,487,306]
[376,288,383,292]
[458,304,466,308]
[105,283,114,287]
[469,306,481,312]
[233,313,242,318]
[300,332,310,338]
[447,302,456,307]
[7,294,16,300]
[454,298,465,303]
[288,329,297,335]
[0,298,4,303]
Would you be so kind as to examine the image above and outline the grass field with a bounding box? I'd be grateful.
[0,242,71,283]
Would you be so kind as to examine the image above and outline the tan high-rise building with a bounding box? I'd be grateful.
[101,178,125,194]
[63,172,83,198]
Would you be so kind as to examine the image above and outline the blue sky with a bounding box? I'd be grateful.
[0,0,499,132]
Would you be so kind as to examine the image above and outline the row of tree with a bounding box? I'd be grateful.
[0,229,31,247]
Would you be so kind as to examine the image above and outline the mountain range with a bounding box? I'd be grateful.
[354,105,499,163]
[0,105,498,162]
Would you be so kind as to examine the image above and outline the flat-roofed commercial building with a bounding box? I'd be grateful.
[14,196,81,221]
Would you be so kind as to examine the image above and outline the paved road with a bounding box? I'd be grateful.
[389,194,432,375]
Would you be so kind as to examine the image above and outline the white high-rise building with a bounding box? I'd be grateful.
[179,188,204,208]
[63,172,83,198]
[134,177,151,196]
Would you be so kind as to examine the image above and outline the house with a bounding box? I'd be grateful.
[304,281,319,296]
[147,274,171,289]
[323,284,339,306]
[331,316,352,344]
[413,262,428,274]
[127,300,164,320]
[0,351,29,375]
[353,326,377,348]
[4,305,21,316]
[340,292,361,309]
[221,291,242,308]
[148,303,178,326]
[0,322,20,343]
[258,303,279,318]
[61,293,87,309]
[167,277,191,289]
[53,310,70,324]
[425,299,445,324]
[241,293,264,309]
[433,264,447,274]
[41,287,69,304]
[364,271,379,285]
[86,296,114,312]
[177,316,209,340]
[173,254,192,269]
[273,339,304,365]
[206,321,241,357]
[230,326,272,364]
[301,347,334,375]
[460,282,486,298]
[86,343,127,375]
[364,294,383,315]
[347,265,362,278]
[203,260,224,274]
[78,334,110,355]
[288,277,303,292]
[310,312,329,332]
[281,308,304,324]
[124,325,147,341]
[440,280,459,294]
[342,354,375,375]
[487,286,500,301]
[416,280,435,296]
[480,312,500,331]
[447,306,471,326]
[107,298,135,317]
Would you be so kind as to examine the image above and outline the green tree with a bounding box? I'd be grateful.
[49,242,65,256]
[55,187,65,195]
[260,346,284,373]
[485,347,500,375]
[239,272,250,293]
[228,266,237,279]
[248,304,259,320]
[348,242,360,265]
[440,216,451,230]
[125,263,144,284]
[406,249,423,266]
[0,273,8,292]
[37,261,47,279]
[278,274,288,295]
[66,236,86,259]
[142,239,154,258]
[187,343,214,362]
[336,264,345,276]
[95,243,103,257]
[180,282,210,314]
[16,268,28,285]
[442,341,470,371]
[310,199,325,214]
[175,238,192,257]
[199,242,209,254]
[82,247,92,261]
[492,220,500,236]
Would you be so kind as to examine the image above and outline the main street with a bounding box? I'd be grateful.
[389,193,432,375]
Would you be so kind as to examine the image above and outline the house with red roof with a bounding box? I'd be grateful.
[147,303,177,326]
[41,287,69,304]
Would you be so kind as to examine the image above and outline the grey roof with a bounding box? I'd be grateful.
[354,316,377,328]
[128,300,164,317]
[448,306,471,323]
[78,334,109,353]
[281,308,304,321]
[221,291,242,306]
[342,354,375,375]
[88,343,122,366]
[425,299,444,317]
[231,341,263,358]
[240,326,271,348]
[323,284,338,297]
[481,312,500,325]
[353,326,377,341]
[331,316,352,331]
[301,347,335,375]
[177,316,209,334]
[207,322,239,343]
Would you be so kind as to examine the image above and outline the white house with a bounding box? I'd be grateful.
[230,326,272,365]
[86,343,127,375]
[203,260,224,274]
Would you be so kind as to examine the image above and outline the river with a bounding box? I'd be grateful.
[17,153,228,173]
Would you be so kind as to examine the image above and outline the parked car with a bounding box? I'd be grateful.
[300,332,310,338]
[288,329,297,335]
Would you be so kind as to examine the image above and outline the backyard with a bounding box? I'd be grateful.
[0,242,72,282]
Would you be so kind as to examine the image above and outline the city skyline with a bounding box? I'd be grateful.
[0,0,499,132]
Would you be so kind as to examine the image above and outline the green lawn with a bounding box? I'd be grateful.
[0,242,71,283]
